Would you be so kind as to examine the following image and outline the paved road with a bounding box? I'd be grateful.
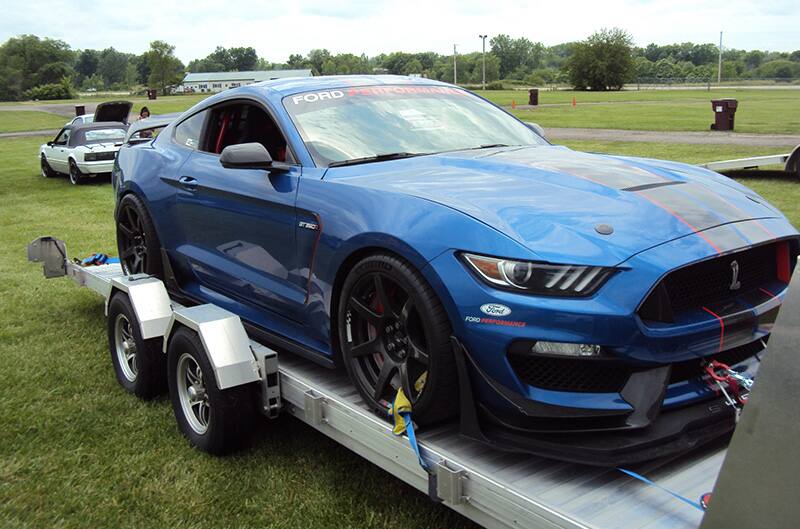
[2,124,798,149]
[546,128,800,147]
[0,102,105,117]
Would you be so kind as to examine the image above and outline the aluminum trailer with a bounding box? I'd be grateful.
[699,144,800,177]
[28,236,727,529]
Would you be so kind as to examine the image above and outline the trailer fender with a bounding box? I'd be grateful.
[107,275,173,340]
[163,304,261,390]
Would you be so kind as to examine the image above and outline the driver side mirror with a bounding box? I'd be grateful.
[525,122,547,140]
[219,142,289,172]
[47,141,54,146]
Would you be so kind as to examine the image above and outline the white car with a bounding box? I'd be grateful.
[39,123,129,184]
[41,101,132,185]
[65,114,94,126]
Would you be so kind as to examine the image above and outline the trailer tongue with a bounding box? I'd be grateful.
[28,236,729,529]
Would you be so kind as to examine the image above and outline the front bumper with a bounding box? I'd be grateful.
[452,337,737,466]
[426,219,797,444]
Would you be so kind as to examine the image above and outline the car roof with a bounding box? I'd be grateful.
[250,74,449,97]
[71,121,128,131]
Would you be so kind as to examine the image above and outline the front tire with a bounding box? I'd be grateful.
[167,327,256,455]
[107,292,167,399]
[40,155,56,178]
[338,253,458,426]
[116,193,164,278]
[68,159,83,185]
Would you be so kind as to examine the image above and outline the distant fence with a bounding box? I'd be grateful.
[633,77,800,90]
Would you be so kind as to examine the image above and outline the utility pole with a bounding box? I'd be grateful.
[453,44,458,85]
[717,31,723,84]
[479,34,487,90]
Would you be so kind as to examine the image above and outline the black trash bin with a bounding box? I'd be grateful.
[529,88,539,106]
[75,105,85,117]
[710,99,738,131]
[147,89,158,100]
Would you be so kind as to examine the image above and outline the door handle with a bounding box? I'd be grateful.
[178,176,198,191]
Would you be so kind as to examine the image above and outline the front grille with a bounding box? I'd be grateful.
[640,243,778,322]
[508,340,763,393]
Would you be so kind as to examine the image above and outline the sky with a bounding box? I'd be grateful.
[3,0,798,63]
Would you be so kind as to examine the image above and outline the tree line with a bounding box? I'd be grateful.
[1,31,799,101]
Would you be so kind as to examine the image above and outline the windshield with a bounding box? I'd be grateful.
[283,85,547,166]
[83,128,126,143]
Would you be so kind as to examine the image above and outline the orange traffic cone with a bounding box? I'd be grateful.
[572,97,576,107]
[512,99,516,109]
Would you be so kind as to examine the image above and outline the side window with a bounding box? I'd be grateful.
[54,129,70,145]
[201,102,292,162]
[174,110,208,150]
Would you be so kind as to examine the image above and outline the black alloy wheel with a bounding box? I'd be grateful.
[68,159,83,185]
[339,254,457,425]
[116,194,163,278]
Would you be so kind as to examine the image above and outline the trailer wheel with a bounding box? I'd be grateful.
[107,292,166,399]
[167,326,256,455]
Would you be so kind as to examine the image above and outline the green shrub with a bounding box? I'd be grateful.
[23,79,75,100]
[485,80,504,90]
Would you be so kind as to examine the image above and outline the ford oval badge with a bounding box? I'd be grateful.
[480,303,512,317]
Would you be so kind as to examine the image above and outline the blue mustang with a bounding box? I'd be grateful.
[114,75,798,463]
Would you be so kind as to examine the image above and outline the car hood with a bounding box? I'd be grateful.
[94,101,132,124]
[327,146,783,266]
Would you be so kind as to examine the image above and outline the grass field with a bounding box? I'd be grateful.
[1,134,798,528]
[0,111,68,133]
[3,88,799,135]
[0,135,475,529]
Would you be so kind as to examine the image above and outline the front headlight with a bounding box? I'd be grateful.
[461,253,616,297]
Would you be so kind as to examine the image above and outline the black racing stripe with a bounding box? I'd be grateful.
[622,181,685,192]
[640,185,730,230]
[701,224,752,254]
[673,183,763,225]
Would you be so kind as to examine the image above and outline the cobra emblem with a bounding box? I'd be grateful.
[729,260,741,291]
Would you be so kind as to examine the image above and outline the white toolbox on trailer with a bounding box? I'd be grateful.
[28,236,726,529]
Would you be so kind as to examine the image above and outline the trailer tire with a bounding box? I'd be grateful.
[167,326,256,455]
[107,292,167,399]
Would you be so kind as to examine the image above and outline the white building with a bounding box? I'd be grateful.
[179,69,313,93]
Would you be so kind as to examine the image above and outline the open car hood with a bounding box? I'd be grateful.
[94,101,133,124]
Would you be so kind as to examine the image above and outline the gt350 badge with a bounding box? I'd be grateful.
[480,303,511,316]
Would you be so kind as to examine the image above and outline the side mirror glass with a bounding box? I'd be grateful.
[525,122,547,140]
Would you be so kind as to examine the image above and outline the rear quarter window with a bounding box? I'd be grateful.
[173,110,208,150]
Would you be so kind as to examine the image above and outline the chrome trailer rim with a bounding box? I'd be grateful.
[113,313,138,382]
[176,353,210,434]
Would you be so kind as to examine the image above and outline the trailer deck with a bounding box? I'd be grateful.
[31,249,724,529]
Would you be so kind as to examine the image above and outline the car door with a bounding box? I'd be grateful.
[47,128,71,172]
[167,100,307,322]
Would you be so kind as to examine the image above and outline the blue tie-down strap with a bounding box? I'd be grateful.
[617,467,708,512]
[80,253,120,266]
[399,411,430,472]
